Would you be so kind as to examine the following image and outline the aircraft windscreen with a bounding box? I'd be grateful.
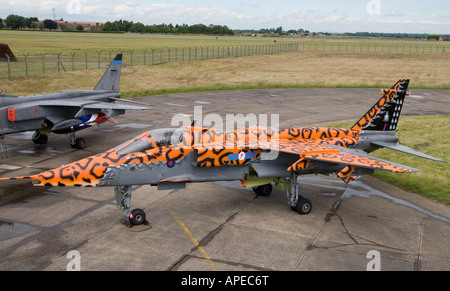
[114,128,183,155]
[148,128,181,147]
[115,132,154,155]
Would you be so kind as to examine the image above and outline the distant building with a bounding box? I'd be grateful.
[440,35,450,41]
[54,20,104,31]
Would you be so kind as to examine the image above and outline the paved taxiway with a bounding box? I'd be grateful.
[0,88,449,271]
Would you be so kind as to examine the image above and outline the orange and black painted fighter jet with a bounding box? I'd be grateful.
[0,79,444,226]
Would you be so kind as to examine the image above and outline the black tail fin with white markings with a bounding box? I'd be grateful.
[353,79,445,162]
[94,53,122,92]
[351,79,409,132]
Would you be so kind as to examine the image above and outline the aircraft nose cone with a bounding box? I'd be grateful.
[30,153,116,187]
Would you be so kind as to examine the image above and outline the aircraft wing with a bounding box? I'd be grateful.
[202,138,418,174]
[8,99,149,121]
[298,149,419,172]
[3,98,150,135]
[39,100,149,118]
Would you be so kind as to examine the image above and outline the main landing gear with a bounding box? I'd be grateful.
[32,131,48,145]
[68,132,86,150]
[32,131,86,149]
[114,185,150,228]
[285,173,312,215]
[252,174,312,215]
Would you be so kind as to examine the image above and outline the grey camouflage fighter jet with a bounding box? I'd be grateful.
[0,54,149,150]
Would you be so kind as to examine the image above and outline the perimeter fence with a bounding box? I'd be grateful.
[297,42,449,54]
[0,43,298,79]
[1,41,448,79]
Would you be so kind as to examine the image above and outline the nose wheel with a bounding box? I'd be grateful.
[129,208,149,226]
[114,186,150,228]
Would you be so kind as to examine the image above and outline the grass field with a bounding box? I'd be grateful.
[330,116,449,205]
[1,49,449,97]
[0,30,281,54]
[1,30,449,90]
[2,30,449,55]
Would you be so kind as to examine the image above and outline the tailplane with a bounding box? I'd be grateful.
[351,79,409,132]
[94,53,122,91]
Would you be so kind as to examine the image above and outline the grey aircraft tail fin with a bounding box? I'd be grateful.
[94,53,122,91]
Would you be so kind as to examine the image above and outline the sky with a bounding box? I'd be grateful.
[2,0,450,34]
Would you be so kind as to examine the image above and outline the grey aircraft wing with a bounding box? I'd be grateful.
[5,98,149,129]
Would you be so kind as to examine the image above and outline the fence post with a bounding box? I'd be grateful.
[97,51,101,68]
[24,54,29,77]
[131,50,134,66]
[6,54,11,79]
[42,54,46,74]
[56,53,61,72]
[84,52,88,70]
[71,52,76,71]
[143,49,147,65]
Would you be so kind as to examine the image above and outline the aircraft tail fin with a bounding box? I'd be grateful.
[94,53,122,91]
[351,79,409,132]
[352,79,445,163]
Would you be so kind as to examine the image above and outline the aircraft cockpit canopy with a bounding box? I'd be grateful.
[114,128,183,155]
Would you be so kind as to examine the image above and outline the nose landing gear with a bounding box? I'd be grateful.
[114,186,150,229]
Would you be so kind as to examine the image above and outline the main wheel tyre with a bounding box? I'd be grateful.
[75,138,86,149]
[32,132,48,145]
[252,184,273,196]
[296,198,312,215]
[129,208,146,225]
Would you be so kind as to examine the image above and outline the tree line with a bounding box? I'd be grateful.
[0,14,234,35]
[0,14,60,30]
[102,20,234,35]
[345,32,429,39]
